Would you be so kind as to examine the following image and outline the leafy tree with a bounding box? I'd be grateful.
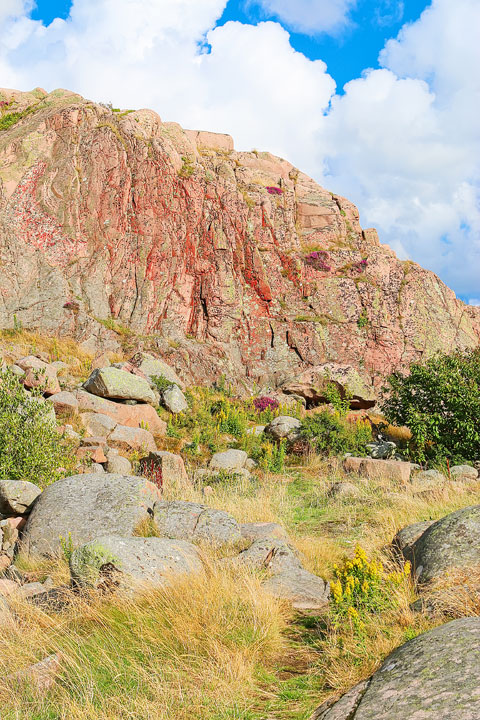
[381,348,480,463]
[0,367,71,486]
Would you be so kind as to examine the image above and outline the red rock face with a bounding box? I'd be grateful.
[0,88,479,396]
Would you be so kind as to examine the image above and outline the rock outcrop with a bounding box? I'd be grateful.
[1,88,479,399]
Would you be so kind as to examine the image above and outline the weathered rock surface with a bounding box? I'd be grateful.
[47,391,78,415]
[450,465,478,482]
[70,535,202,591]
[392,520,434,561]
[1,89,478,394]
[238,538,302,573]
[209,449,248,472]
[22,473,161,555]
[76,390,166,434]
[153,500,241,545]
[411,469,445,488]
[406,505,480,582]
[108,424,157,453]
[240,522,289,543]
[83,367,156,404]
[161,385,188,413]
[0,480,42,515]
[343,457,411,484]
[264,416,302,443]
[312,617,480,719]
[130,352,184,390]
[263,568,330,611]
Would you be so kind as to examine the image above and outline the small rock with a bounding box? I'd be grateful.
[79,412,117,437]
[238,538,302,573]
[264,416,302,442]
[263,568,330,611]
[47,391,79,415]
[106,454,132,475]
[109,424,156,453]
[91,463,105,474]
[328,481,361,498]
[0,578,18,597]
[13,582,46,601]
[18,653,62,694]
[240,522,289,543]
[209,449,248,472]
[411,469,445,487]
[450,465,478,482]
[246,425,265,437]
[0,480,42,515]
[83,367,156,404]
[162,385,188,413]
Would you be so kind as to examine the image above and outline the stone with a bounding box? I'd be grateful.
[0,578,18,596]
[264,416,302,443]
[411,469,445,487]
[407,505,480,583]
[20,654,62,694]
[13,581,46,601]
[76,446,107,464]
[109,424,157,453]
[106,454,132,475]
[153,500,241,545]
[344,458,411,484]
[83,367,156,404]
[450,465,478,482]
[263,568,330,611]
[238,538,302,573]
[311,617,480,719]
[366,440,396,459]
[240,522,289,543]
[245,458,257,471]
[209,449,248,472]
[392,520,433,561]
[246,425,265,437]
[328,482,361,498]
[22,473,161,556]
[139,451,191,492]
[0,596,13,627]
[76,390,166,435]
[79,412,117,437]
[47,391,79,415]
[282,364,376,410]
[161,385,188,413]
[130,352,184,390]
[0,480,42,515]
[70,535,202,591]
[91,463,105,474]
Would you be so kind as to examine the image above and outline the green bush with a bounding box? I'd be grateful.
[381,348,480,463]
[0,367,71,487]
[300,411,372,457]
[151,374,176,393]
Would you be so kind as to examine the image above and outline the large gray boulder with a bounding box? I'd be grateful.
[264,415,302,442]
[407,505,480,582]
[70,535,202,591]
[392,520,434,561]
[153,500,241,545]
[0,480,42,515]
[22,474,161,556]
[83,367,156,404]
[130,352,184,390]
[312,617,480,719]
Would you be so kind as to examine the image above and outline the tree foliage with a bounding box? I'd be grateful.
[381,348,480,463]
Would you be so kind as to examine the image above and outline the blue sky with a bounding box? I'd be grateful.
[3,0,480,301]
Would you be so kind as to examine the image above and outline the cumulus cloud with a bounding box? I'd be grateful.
[246,0,356,35]
[0,0,478,297]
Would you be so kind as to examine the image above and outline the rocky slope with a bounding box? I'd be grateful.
[1,87,479,401]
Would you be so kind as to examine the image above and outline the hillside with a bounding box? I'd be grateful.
[1,87,479,404]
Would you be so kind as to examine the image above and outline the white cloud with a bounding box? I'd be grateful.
[469,299,480,306]
[0,0,478,296]
[247,0,356,35]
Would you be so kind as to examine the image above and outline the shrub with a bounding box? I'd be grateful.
[151,373,176,393]
[304,250,331,272]
[0,367,71,487]
[300,411,372,457]
[381,348,480,463]
[330,545,411,631]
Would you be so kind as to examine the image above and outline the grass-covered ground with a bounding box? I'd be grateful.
[1,329,480,718]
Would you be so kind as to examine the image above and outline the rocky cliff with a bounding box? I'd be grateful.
[1,87,479,402]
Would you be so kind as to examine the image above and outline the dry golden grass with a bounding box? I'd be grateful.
[0,330,96,378]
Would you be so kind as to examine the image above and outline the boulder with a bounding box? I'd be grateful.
[240,522,289,543]
[22,473,161,556]
[263,568,330,611]
[83,367,156,404]
[161,385,188,413]
[344,457,411,484]
[108,424,157,453]
[411,468,445,488]
[282,364,376,410]
[153,500,241,545]
[407,505,480,582]
[47,391,79,415]
[139,451,191,493]
[76,445,107,464]
[392,520,434,561]
[311,617,480,719]
[209,449,248,472]
[79,412,117,437]
[70,535,202,591]
[328,481,361,498]
[450,465,478,482]
[106,454,132,475]
[75,390,166,434]
[238,538,302,573]
[0,480,42,515]
[366,440,396,459]
[17,356,60,395]
[130,352,184,390]
[264,415,302,443]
